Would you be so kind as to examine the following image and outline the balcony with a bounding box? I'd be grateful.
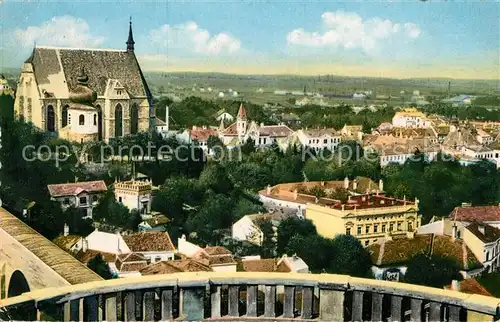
[0,272,498,321]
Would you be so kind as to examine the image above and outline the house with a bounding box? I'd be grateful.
[392,109,431,128]
[463,222,500,273]
[232,209,293,246]
[47,180,107,218]
[295,128,341,152]
[219,103,294,149]
[376,142,440,167]
[476,129,494,145]
[114,179,152,214]
[189,126,218,152]
[122,231,176,263]
[177,235,237,272]
[449,205,500,229]
[52,224,82,254]
[340,124,363,141]
[14,21,154,142]
[192,246,237,272]
[237,254,309,273]
[75,229,131,255]
[279,113,301,127]
[369,234,483,281]
[140,258,212,275]
[110,252,149,278]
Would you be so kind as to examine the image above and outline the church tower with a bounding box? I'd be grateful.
[126,17,135,53]
[236,103,247,138]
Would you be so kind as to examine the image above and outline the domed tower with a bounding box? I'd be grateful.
[61,67,99,143]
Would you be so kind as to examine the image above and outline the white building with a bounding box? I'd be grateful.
[295,128,341,152]
[47,180,107,218]
[476,129,494,145]
[177,235,237,272]
[79,229,131,255]
[114,179,152,214]
[232,210,291,246]
[392,109,431,128]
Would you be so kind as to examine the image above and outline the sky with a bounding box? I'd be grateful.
[0,1,498,79]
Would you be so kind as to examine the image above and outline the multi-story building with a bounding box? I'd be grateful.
[114,179,152,214]
[306,194,421,246]
[14,21,154,142]
[463,222,500,273]
[392,108,431,128]
[295,128,341,152]
[47,180,107,218]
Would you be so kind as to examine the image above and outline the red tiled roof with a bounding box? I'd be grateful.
[48,180,107,197]
[445,279,492,297]
[237,103,247,119]
[122,232,175,252]
[221,122,239,136]
[237,258,279,272]
[204,246,232,256]
[449,206,500,222]
[190,127,218,142]
[140,259,212,275]
[259,125,294,137]
[75,249,117,264]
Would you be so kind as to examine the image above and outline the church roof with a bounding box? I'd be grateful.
[237,103,247,119]
[28,46,150,98]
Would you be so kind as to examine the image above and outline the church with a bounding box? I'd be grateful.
[13,20,155,143]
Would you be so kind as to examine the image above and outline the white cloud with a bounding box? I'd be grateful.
[14,16,105,48]
[149,21,241,55]
[287,10,421,53]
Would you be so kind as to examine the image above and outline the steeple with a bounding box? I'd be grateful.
[126,16,135,53]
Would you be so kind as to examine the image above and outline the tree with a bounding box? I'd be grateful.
[328,188,349,203]
[277,217,317,255]
[127,209,143,231]
[241,138,256,155]
[87,254,114,279]
[65,207,94,236]
[404,254,462,288]
[199,163,233,194]
[285,234,335,273]
[329,235,372,277]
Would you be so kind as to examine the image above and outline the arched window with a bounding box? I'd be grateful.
[46,105,55,132]
[79,114,85,125]
[115,104,123,137]
[62,105,69,127]
[130,104,139,134]
[93,114,97,126]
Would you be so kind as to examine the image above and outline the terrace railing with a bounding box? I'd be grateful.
[0,272,499,321]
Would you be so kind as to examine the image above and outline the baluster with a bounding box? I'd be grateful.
[319,288,345,321]
[246,285,258,317]
[143,290,155,321]
[390,295,402,322]
[264,285,276,317]
[429,302,441,321]
[371,293,383,321]
[105,293,117,321]
[352,291,364,322]
[228,285,239,317]
[63,299,81,322]
[210,286,221,318]
[83,295,101,321]
[448,305,461,322]
[160,288,173,320]
[283,285,295,318]
[123,291,136,322]
[179,287,205,321]
[410,298,422,322]
[301,286,314,319]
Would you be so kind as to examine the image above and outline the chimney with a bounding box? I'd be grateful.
[63,223,69,237]
[344,177,349,189]
[379,179,384,192]
[321,181,325,187]
[82,238,88,252]
[266,185,271,195]
[341,204,345,211]
[451,280,460,291]
[293,189,298,200]
[353,179,358,191]
[165,105,169,132]
[478,224,485,235]
[315,197,319,204]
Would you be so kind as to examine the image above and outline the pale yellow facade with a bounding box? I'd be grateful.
[306,203,421,246]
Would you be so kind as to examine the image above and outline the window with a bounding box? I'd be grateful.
[346,227,351,235]
[79,196,87,205]
[92,195,98,203]
[374,224,378,233]
[323,139,327,144]
[365,225,370,234]
[93,114,97,126]
[63,198,70,205]
[397,222,402,231]
[357,226,362,235]
[79,114,84,125]
[486,251,490,261]
[408,222,413,231]
[119,197,122,203]
[68,113,71,124]
[382,224,386,233]
[389,223,394,231]
[155,256,162,262]
[364,240,369,246]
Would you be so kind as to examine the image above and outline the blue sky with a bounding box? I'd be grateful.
[0,1,498,79]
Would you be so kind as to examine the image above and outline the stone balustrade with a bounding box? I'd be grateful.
[0,272,499,321]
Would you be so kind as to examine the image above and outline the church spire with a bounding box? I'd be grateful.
[126,16,135,52]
